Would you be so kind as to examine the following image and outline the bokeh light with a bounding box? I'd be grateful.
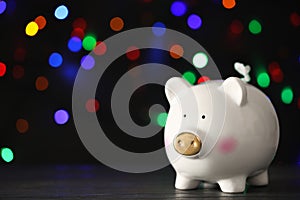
[72,17,87,30]
[34,16,47,30]
[0,1,7,14]
[71,28,85,39]
[12,65,24,79]
[110,17,124,31]
[157,112,168,127]
[257,72,270,88]
[170,1,187,17]
[93,41,107,55]
[268,62,283,83]
[54,109,69,125]
[14,47,26,62]
[54,5,68,20]
[25,21,39,36]
[126,46,140,61]
[187,14,202,30]
[81,55,95,70]
[85,99,100,113]
[182,71,196,84]
[297,97,300,109]
[82,35,97,51]
[192,52,208,68]
[68,37,82,52]
[35,76,49,91]
[230,19,243,34]
[16,118,29,133]
[0,147,14,163]
[249,19,262,34]
[222,0,236,9]
[197,76,210,84]
[49,52,63,68]
[290,12,300,27]
[169,44,184,59]
[0,62,6,77]
[281,87,293,104]
[152,22,166,36]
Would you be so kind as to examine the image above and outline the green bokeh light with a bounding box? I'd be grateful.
[249,19,262,34]
[157,112,168,127]
[257,72,270,88]
[182,71,196,85]
[82,35,97,51]
[281,87,293,104]
[1,147,14,163]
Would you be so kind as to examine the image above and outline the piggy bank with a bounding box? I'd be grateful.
[164,77,279,193]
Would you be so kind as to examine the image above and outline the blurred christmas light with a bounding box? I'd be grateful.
[93,41,107,55]
[68,36,82,52]
[35,76,49,91]
[54,5,68,20]
[110,17,124,31]
[249,19,262,34]
[268,62,283,83]
[34,16,47,30]
[230,19,243,34]
[82,35,96,51]
[72,17,87,30]
[187,14,202,30]
[71,28,85,39]
[170,44,184,59]
[290,12,300,27]
[49,52,63,68]
[297,97,300,109]
[170,1,186,17]
[16,118,29,133]
[25,21,39,36]
[152,22,166,36]
[54,109,69,125]
[157,112,168,127]
[197,76,210,84]
[12,65,24,79]
[222,0,236,9]
[281,87,293,104]
[257,72,270,88]
[126,46,140,61]
[85,99,100,113]
[0,147,14,163]
[193,52,208,68]
[0,1,7,14]
[81,55,95,70]
[183,71,196,84]
[0,62,6,77]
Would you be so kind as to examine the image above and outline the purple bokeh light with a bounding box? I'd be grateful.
[170,1,186,17]
[187,14,202,30]
[54,109,69,125]
[81,55,95,70]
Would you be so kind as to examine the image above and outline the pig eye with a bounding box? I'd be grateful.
[183,114,187,118]
[201,115,205,119]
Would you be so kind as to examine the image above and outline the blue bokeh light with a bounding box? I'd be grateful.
[68,37,82,52]
[170,1,186,17]
[49,52,63,68]
[152,22,166,36]
[54,109,69,125]
[187,14,202,30]
[54,5,69,20]
[0,1,7,14]
[81,55,95,70]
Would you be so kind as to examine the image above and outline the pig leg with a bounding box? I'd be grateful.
[247,169,268,186]
[175,173,200,190]
[217,175,246,193]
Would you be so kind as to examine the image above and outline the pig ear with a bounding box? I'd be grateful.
[222,77,247,106]
[165,77,191,102]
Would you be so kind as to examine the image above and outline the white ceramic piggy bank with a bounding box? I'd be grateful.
[164,77,279,193]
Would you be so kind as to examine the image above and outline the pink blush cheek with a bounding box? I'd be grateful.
[218,137,238,154]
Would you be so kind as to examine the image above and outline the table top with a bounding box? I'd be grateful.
[0,164,299,200]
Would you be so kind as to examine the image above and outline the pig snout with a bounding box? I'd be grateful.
[174,132,202,156]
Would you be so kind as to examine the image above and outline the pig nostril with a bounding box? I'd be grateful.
[178,140,183,146]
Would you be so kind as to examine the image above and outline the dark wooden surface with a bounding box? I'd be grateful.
[0,164,299,199]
